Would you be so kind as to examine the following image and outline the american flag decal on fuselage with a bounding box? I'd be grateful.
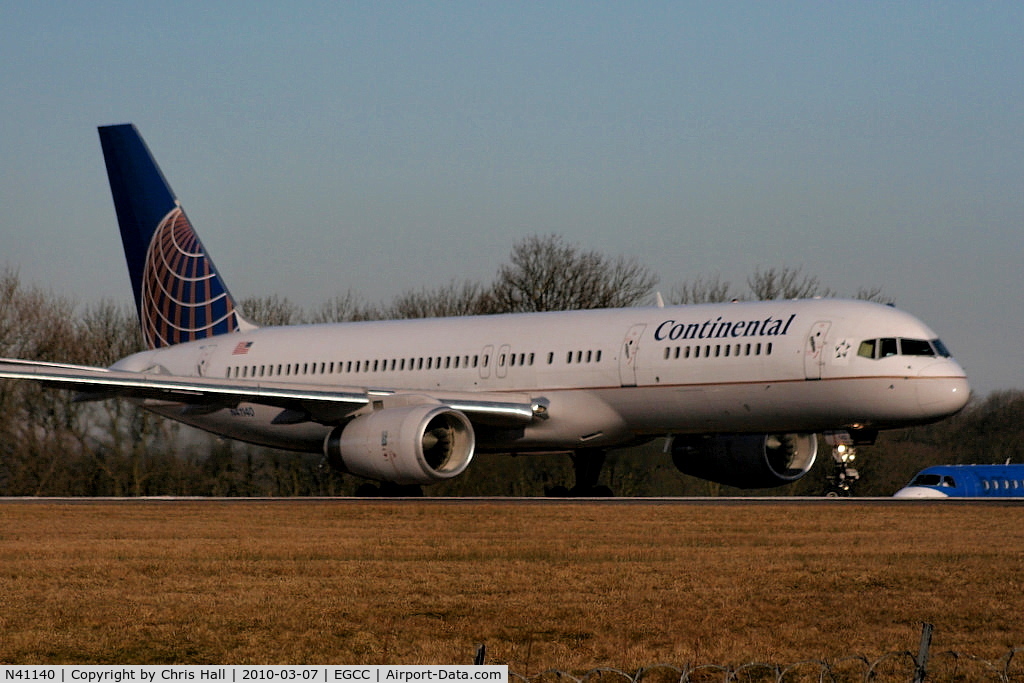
[141,207,241,348]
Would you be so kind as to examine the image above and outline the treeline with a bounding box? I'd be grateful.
[0,236,1018,496]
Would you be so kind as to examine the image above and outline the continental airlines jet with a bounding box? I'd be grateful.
[0,125,971,494]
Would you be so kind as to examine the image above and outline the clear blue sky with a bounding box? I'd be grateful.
[1,2,1021,396]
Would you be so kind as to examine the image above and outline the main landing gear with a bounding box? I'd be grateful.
[545,448,614,497]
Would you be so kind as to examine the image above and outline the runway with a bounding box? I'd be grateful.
[2,495,1021,505]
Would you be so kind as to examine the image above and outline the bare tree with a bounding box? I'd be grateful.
[0,270,90,494]
[490,234,658,312]
[853,286,892,304]
[746,265,835,301]
[78,299,143,363]
[309,291,382,323]
[239,295,303,326]
[673,266,890,305]
[386,280,492,319]
[669,274,736,305]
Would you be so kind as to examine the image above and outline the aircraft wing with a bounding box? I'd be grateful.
[0,358,539,427]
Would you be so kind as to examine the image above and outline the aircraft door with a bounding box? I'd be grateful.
[804,321,831,379]
[479,345,493,379]
[619,324,646,387]
[496,344,511,379]
[197,344,218,377]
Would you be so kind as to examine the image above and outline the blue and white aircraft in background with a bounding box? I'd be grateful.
[894,464,1024,498]
[0,125,971,494]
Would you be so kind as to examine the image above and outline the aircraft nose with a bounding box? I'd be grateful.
[894,486,949,499]
[916,361,970,417]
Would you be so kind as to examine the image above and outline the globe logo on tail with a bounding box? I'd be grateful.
[141,207,241,348]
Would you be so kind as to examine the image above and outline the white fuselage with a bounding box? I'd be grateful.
[112,298,970,454]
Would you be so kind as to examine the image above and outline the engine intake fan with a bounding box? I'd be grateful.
[325,403,475,485]
[671,433,818,489]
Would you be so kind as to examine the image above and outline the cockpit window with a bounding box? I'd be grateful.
[900,339,936,357]
[942,476,956,488]
[912,474,942,486]
[858,338,949,360]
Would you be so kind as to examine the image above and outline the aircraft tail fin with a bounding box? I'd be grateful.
[98,124,254,349]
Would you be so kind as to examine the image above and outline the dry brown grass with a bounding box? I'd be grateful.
[1,501,1022,671]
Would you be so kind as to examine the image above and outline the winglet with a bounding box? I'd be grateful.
[98,124,254,349]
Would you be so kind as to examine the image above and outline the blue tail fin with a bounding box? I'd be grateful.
[98,124,252,349]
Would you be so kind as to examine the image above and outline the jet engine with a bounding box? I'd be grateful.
[324,404,475,485]
[670,433,818,489]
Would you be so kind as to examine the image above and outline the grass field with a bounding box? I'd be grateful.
[1,500,1022,672]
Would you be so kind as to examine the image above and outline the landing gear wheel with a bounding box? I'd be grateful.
[567,449,613,497]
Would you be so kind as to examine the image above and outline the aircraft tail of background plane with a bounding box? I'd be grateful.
[98,124,252,349]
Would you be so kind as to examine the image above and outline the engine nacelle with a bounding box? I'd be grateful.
[671,433,818,489]
[324,404,475,485]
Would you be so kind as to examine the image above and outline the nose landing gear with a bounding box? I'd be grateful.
[824,432,859,497]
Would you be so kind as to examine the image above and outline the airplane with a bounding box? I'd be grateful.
[0,124,971,495]
[894,464,1024,498]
